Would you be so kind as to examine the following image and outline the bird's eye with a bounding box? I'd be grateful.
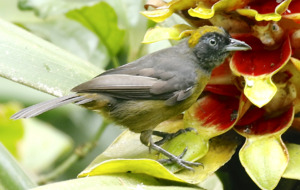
[209,39,217,46]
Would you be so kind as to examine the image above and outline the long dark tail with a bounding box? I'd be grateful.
[11,94,94,119]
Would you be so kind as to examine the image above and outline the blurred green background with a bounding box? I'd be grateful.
[0,0,160,182]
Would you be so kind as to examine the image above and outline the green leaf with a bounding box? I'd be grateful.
[0,103,24,158]
[0,17,100,96]
[282,143,300,180]
[78,120,239,184]
[0,143,36,190]
[0,0,39,23]
[107,0,149,61]
[66,2,125,57]
[18,0,96,18]
[31,174,204,190]
[79,159,186,183]
[23,16,110,68]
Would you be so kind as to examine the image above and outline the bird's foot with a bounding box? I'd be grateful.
[140,130,202,171]
[158,147,203,170]
[153,127,197,146]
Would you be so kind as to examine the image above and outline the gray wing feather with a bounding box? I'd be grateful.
[11,94,93,119]
[72,74,159,92]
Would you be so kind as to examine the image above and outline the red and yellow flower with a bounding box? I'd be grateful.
[80,1,300,189]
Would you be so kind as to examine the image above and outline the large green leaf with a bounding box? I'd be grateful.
[79,118,239,184]
[0,17,100,96]
[0,143,36,190]
[23,16,110,68]
[18,0,97,18]
[31,174,204,190]
[16,0,149,62]
[66,2,125,58]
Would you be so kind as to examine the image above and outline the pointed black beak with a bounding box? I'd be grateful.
[225,38,252,51]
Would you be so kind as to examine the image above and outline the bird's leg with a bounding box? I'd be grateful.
[152,127,197,146]
[140,130,202,170]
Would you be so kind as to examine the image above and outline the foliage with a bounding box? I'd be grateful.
[1,0,300,190]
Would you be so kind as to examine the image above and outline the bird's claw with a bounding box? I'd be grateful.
[158,147,203,170]
[154,127,197,146]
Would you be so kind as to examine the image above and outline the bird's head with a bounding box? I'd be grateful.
[189,26,251,72]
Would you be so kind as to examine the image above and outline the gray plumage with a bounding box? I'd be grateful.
[10,27,251,170]
[11,31,250,127]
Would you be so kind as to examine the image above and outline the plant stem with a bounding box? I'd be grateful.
[0,143,37,190]
[38,120,110,184]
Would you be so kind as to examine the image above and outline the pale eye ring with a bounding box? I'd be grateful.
[209,39,217,46]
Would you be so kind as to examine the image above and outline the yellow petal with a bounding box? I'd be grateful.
[188,1,214,19]
[283,13,300,21]
[236,0,292,21]
[244,76,277,107]
[290,57,300,71]
[142,24,194,44]
[140,8,173,23]
[239,137,289,190]
[282,143,300,180]
[141,0,197,23]
[188,0,242,19]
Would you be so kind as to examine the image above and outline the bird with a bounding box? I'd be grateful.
[11,26,251,170]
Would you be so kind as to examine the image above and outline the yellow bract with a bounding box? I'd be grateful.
[140,0,197,23]
[188,0,241,19]
[244,76,277,108]
[236,0,292,21]
[290,57,300,71]
[143,25,223,47]
[142,24,194,44]
[282,143,300,180]
[239,137,289,190]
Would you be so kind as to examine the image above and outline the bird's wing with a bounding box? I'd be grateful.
[72,74,164,99]
[72,42,198,104]
[72,73,195,104]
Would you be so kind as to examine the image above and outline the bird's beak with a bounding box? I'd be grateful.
[225,38,252,51]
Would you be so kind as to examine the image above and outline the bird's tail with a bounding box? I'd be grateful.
[11,94,94,119]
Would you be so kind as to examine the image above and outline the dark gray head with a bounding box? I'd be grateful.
[190,26,251,72]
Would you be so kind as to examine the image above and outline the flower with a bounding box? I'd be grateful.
[80,1,300,189]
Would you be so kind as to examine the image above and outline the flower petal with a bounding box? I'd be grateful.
[208,59,234,85]
[236,0,292,21]
[282,143,300,180]
[244,76,277,108]
[188,0,249,19]
[158,92,249,172]
[140,0,197,23]
[175,132,241,183]
[239,137,289,190]
[184,92,250,137]
[235,107,294,189]
[231,35,292,107]
[282,0,300,23]
[78,119,240,184]
[235,106,294,136]
[290,57,300,71]
[205,84,241,97]
[142,24,194,44]
[231,35,291,76]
